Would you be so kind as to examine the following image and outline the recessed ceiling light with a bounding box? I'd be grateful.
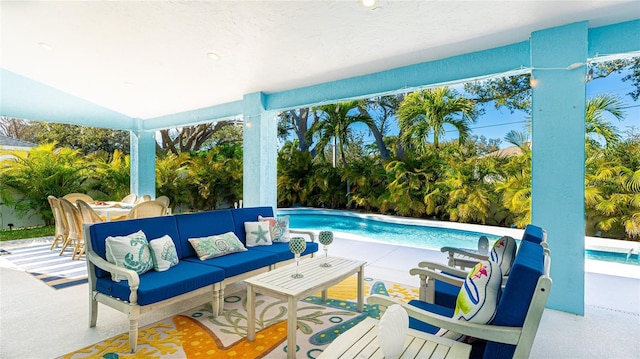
[38,42,53,50]
[207,52,221,61]
[360,0,378,8]
[123,81,135,87]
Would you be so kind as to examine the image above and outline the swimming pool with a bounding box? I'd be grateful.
[282,208,640,266]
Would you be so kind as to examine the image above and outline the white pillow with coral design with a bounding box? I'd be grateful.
[105,230,154,282]
[148,235,179,272]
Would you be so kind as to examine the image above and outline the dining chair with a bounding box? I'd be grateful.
[135,194,152,204]
[155,195,170,208]
[47,196,68,250]
[76,199,105,224]
[125,200,167,219]
[58,197,85,260]
[120,193,138,204]
[63,192,93,203]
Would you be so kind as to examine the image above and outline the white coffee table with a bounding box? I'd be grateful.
[319,317,471,358]
[246,256,366,359]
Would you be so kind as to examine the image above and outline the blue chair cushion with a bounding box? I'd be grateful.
[406,299,454,334]
[183,248,279,278]
[483,240,544,359]
[175,210,236,257]
[434,279,460,309]
[95,261,224,306]
[252,241,319,261]
[522,224,545,244]
[88,216,181,278]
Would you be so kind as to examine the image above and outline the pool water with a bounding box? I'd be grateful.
[586,250,639,265]
[287,212,500,251]
[285,210,640,267]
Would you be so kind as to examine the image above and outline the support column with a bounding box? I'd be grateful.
[242,92,277,210]
[130,130,156,198]
[531,22,588,315]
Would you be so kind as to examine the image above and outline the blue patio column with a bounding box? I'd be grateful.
[242,92,277,209]
[531,22,587,315]
[130,130,156,198]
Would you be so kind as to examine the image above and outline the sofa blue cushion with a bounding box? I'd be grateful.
[175,210,236,257]
[231,207,274,244]
[88,216,181,279]
[95,261,224,306]
[407,299,455,334]
[522,224,545,244]
[184,248,279,278]
[483,240,544,359]
[252,241,319,261]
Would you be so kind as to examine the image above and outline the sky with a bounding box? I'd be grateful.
[349,68,640,150]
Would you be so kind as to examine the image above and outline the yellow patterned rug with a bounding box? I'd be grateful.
[59,276,418,359]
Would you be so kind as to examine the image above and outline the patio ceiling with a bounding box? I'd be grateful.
[1,1,638,124]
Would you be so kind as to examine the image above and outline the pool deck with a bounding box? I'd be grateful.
[1,229,639,358]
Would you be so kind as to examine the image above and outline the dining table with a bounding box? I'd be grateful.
[88,201,133,221]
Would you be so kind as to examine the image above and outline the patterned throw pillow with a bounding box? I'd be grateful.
[105,230,154,282]
[490,236,517,275]
[258,215,291,242]
[437,260,502,341]
[148,235,179,271]
[188,232,247,260]
[245,221,272,247]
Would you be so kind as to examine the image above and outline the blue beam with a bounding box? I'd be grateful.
[142,100,244,131]
[266,41,530,111]
[588,20,640,58]
[0,69,133,129]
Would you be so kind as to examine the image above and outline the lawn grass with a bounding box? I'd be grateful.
[0,226,55,242]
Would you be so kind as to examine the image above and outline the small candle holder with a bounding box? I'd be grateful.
[289,237,306,278]
[318,231,334,267]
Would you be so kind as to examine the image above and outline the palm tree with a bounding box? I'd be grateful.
[397,87,478,155]
[585,94,624,147]
[309,100,374,167]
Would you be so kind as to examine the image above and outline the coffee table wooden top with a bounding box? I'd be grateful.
[319,317,471,359]
[245,256,366,297]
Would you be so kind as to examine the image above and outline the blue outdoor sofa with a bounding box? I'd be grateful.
[84,206,317,352]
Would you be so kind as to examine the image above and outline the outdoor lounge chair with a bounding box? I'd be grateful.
[368,239,551,359]
[414,224,546,308]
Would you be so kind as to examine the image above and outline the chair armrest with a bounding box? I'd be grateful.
[441,247,489,261]
[367,294,522,345]
[417,261,469,278]
[290,229,316,242]
[410,267,465,287]
[85,250,140,303]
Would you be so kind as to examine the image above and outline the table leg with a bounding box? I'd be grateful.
[321,289,328,301]
[247,285,256,341]
[357,266,364,312]
[287,296,297,359]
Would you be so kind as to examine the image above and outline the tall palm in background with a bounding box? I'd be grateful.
[397,87,477,155]
[310,100,374,167]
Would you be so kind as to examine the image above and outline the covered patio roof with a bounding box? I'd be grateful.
[0,1,637,127]
[1,1,639,317]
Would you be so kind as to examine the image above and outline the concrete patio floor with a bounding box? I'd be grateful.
[1,234,639,359]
